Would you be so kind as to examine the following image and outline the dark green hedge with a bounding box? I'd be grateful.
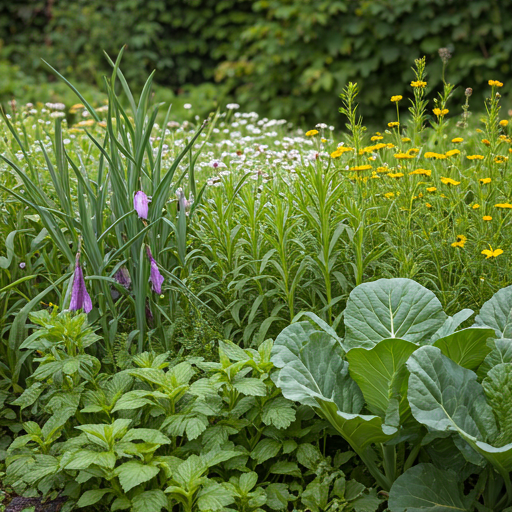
[1,0,510,125]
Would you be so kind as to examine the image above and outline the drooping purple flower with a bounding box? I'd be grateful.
[146,246,164,294]
[69,252,92,313]
[134,191,149,220]
[114,267,131,289]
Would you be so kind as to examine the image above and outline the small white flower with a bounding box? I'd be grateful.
[184,103,192,109]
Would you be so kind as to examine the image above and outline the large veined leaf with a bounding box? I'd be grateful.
[478,338,512,379]
[432,327,494,370]
[344,278,447,349]
[475,285,512,338]
[271,322,361,412]
[482,363,512,447]
[407,346,497,441]
[430,309,474,343]
[407,346,512,484]
[388,463,471,512]
[346,338,417,421]
[271,321,397,487]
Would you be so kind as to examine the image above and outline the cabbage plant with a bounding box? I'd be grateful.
[271,278,512,511]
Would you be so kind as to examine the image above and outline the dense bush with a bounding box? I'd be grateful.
[2,0,511,124]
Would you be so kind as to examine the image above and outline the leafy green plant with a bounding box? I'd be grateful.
[271,277,512,511]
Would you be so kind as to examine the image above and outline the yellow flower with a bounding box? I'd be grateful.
[321,138,327,143]
[472,204,480,209]
[481,245,503,258]
[483,216,492,221]
[391,95,403,102]
[331,147,354,158]
[433,108,449,117]
[387,172,404,178]
[467,155,485,160]
[426,186,437,192]
[495,156,508,164]
[394,153,415,159]
[451,137,464,143]
[479,178,492,185]
[495,203,512,209]
[426,203,432,208]
[451,234,467,248]
[409,168,431,177]
[305,129,319,136]
[388,122,400,128]
[411,80,427,88]
[499,120,509,127]
[401,137,411,142]
[376,166,389,173]
[488,80,504,87]
[384,192,396,199]
[350,165,373,171]
[71,103,85,110]
[482,139,491,146]
[445,149,460,157]
[440,177,461,186]
[371,135,384,141]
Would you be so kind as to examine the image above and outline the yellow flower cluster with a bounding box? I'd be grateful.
[331,147,354,158]
[479,178,492,185]
[411,80,427,88]
[350,165,373,171]
[488,80,504,87]
[409,168,431,177]
[305,129,319,136]
[467,155,485,160]
[451,235,467,248]
[440,177,460,186]
[499,120,509,127]
[433,108,449,116]
[390,95,403,102]
[387,172,404,178]
[445,149,461,157]
[424,152,447,159]
[388,122,400,128]
[451,137,464,143]
[495,203,512,209]
[426,187,437,192]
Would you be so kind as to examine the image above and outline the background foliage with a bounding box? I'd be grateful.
[1,0,511,125]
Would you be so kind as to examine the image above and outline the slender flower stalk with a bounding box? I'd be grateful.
[69,251,92,313]
[134,191,149,220]
[146,245,164,294]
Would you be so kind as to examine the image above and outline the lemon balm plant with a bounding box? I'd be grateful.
[0,49,210,355]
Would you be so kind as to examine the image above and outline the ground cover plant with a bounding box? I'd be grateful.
[1,52,512,511]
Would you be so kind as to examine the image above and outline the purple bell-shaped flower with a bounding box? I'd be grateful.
[69,252,92,313]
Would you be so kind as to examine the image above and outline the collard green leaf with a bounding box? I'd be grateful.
[407,346,512,478]
[432,327,494,370]
[478,338,512,379]
[272,322,362,413]
[344,278,447,349]
[475,285,512,338]
[407,346,497,441]
[388,463,470,512]
[346,338,417,419]
[430,309,474,343]
[271,321,396,452]
[482,363,512,446]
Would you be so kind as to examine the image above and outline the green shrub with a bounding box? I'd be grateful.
[2,0,511,125]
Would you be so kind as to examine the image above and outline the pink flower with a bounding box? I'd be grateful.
[134,191,149,220]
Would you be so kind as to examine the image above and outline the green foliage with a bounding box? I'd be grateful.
[2,0,512,124]
[272,278,512,510]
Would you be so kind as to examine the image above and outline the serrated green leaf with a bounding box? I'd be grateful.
[233,378,267,396]
[251,438,281,464]
[115,461,160,492]
[132,489,167,512]
[261,396,296,429]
